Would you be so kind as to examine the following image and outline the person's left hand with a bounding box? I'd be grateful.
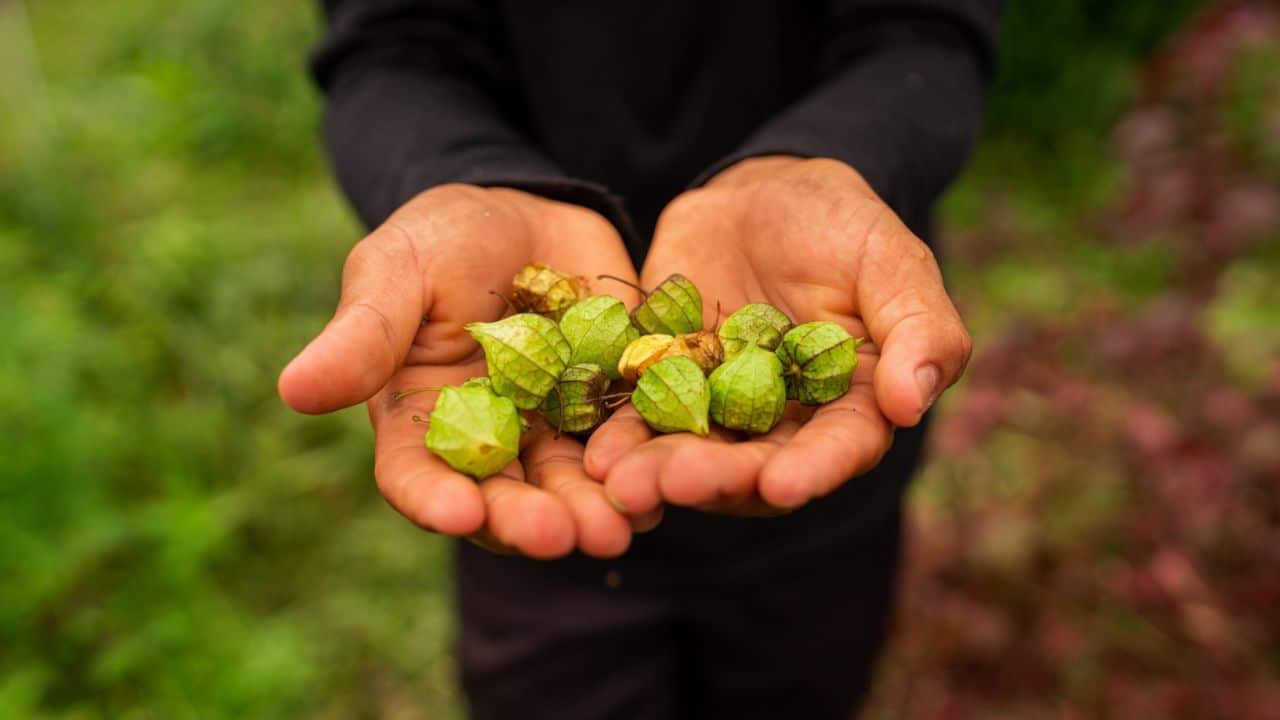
[583,156,972,516]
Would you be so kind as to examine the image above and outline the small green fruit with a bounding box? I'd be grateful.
[776,321,860,405]
[709,344,786,434]
[466,313,571,409]
[718,303,793,361]
[559,295,639,380]
[631,273,702,335]
[425,382,521,479]
[511,263,588,320]
[540,363,610,434]
[631,356,710,436]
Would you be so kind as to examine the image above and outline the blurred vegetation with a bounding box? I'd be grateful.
[1,0,1275,718]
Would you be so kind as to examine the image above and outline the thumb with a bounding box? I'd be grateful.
[858,217,972,427]
[279,225,425,414]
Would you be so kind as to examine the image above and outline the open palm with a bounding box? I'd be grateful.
[585,157,972,516]
[279,185,645,558]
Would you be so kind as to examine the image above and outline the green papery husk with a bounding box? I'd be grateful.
[718,303,794,361]
[631,355,710,436]
[466,313,571,409]
[631,273,703,336]
[776,321,860,405]
[540,363,610,434]
[708,344,786,434]
[558,295,639,380]
[425,383,522,479]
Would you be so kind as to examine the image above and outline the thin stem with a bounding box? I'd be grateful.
[604,395,632,410]
[393,386,443,401]
[488,289,518,315]
[596,274,648,296]
[411,415,431,425]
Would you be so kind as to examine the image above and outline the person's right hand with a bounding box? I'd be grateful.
[278,185,649,559]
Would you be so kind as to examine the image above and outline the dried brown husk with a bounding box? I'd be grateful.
[511,263,589,320]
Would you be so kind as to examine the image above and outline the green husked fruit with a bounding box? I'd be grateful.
[708,344,786,434]
[631,273,702,335]
[540,363,610,434]
[511,263,588,320]
[425,383,521,478]
[718,303,793,361]
[559,295,639,380]
[631,356,710,436]
[461,376,493,391]
[466,313,571,409]
[776,321,860,405]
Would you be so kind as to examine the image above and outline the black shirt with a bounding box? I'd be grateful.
[311,0,999,581]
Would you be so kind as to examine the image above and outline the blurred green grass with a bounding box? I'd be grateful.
[1,2,460,717]
[5,0,1276,718]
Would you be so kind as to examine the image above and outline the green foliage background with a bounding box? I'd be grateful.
[5,1,1275,718]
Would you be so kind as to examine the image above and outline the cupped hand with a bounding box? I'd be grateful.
[585,157,972,516]
[279,185,653,558]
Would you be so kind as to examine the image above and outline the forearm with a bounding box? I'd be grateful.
[313,0,633,239]
[694,9,997,232]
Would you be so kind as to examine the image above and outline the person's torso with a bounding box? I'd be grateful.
[496,0,826,242]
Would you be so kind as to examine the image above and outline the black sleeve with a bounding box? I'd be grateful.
[692,0,1001,229]
[311,0,633,236]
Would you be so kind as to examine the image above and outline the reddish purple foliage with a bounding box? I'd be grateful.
[865,3,1280,717]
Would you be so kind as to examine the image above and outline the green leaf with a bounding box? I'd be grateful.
[558,295,639,380]
[425,383,522,478]
[540,363,609,434]
[466,314,571,409]
[632,356,710,436]
[776,321,860,405]
[709,344,786,434]
[718,303,794,361]
[631,274,702,335]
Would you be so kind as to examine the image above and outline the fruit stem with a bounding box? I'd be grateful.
[596,274,648,297]
[603,394,632,409]
[487,289,518,315]
[394,386,443,401]
[410,415,431,425]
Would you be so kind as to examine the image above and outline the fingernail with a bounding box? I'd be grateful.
[915,364,940,413]
[606,492,629,514]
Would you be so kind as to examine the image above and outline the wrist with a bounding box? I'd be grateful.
[705,155,806,190]
[707,156,877,201]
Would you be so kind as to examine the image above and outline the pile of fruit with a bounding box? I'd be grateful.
[406,264,861,478]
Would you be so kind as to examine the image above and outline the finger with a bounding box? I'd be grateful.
[584,403,653,482]
[657,418,802,508]
[280,223,426,414]
[370,381,487,536]
[603,425,737,514]
[524,423,633,558]
[477,468,577,560]
[759,355,893,508]
[629,506,664,533]
[856,215,972,427]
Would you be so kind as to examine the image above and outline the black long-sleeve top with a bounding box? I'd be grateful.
[312,0,1000,580]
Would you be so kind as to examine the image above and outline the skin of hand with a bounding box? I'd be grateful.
[584,156,973,517]
[278,185,658,559]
